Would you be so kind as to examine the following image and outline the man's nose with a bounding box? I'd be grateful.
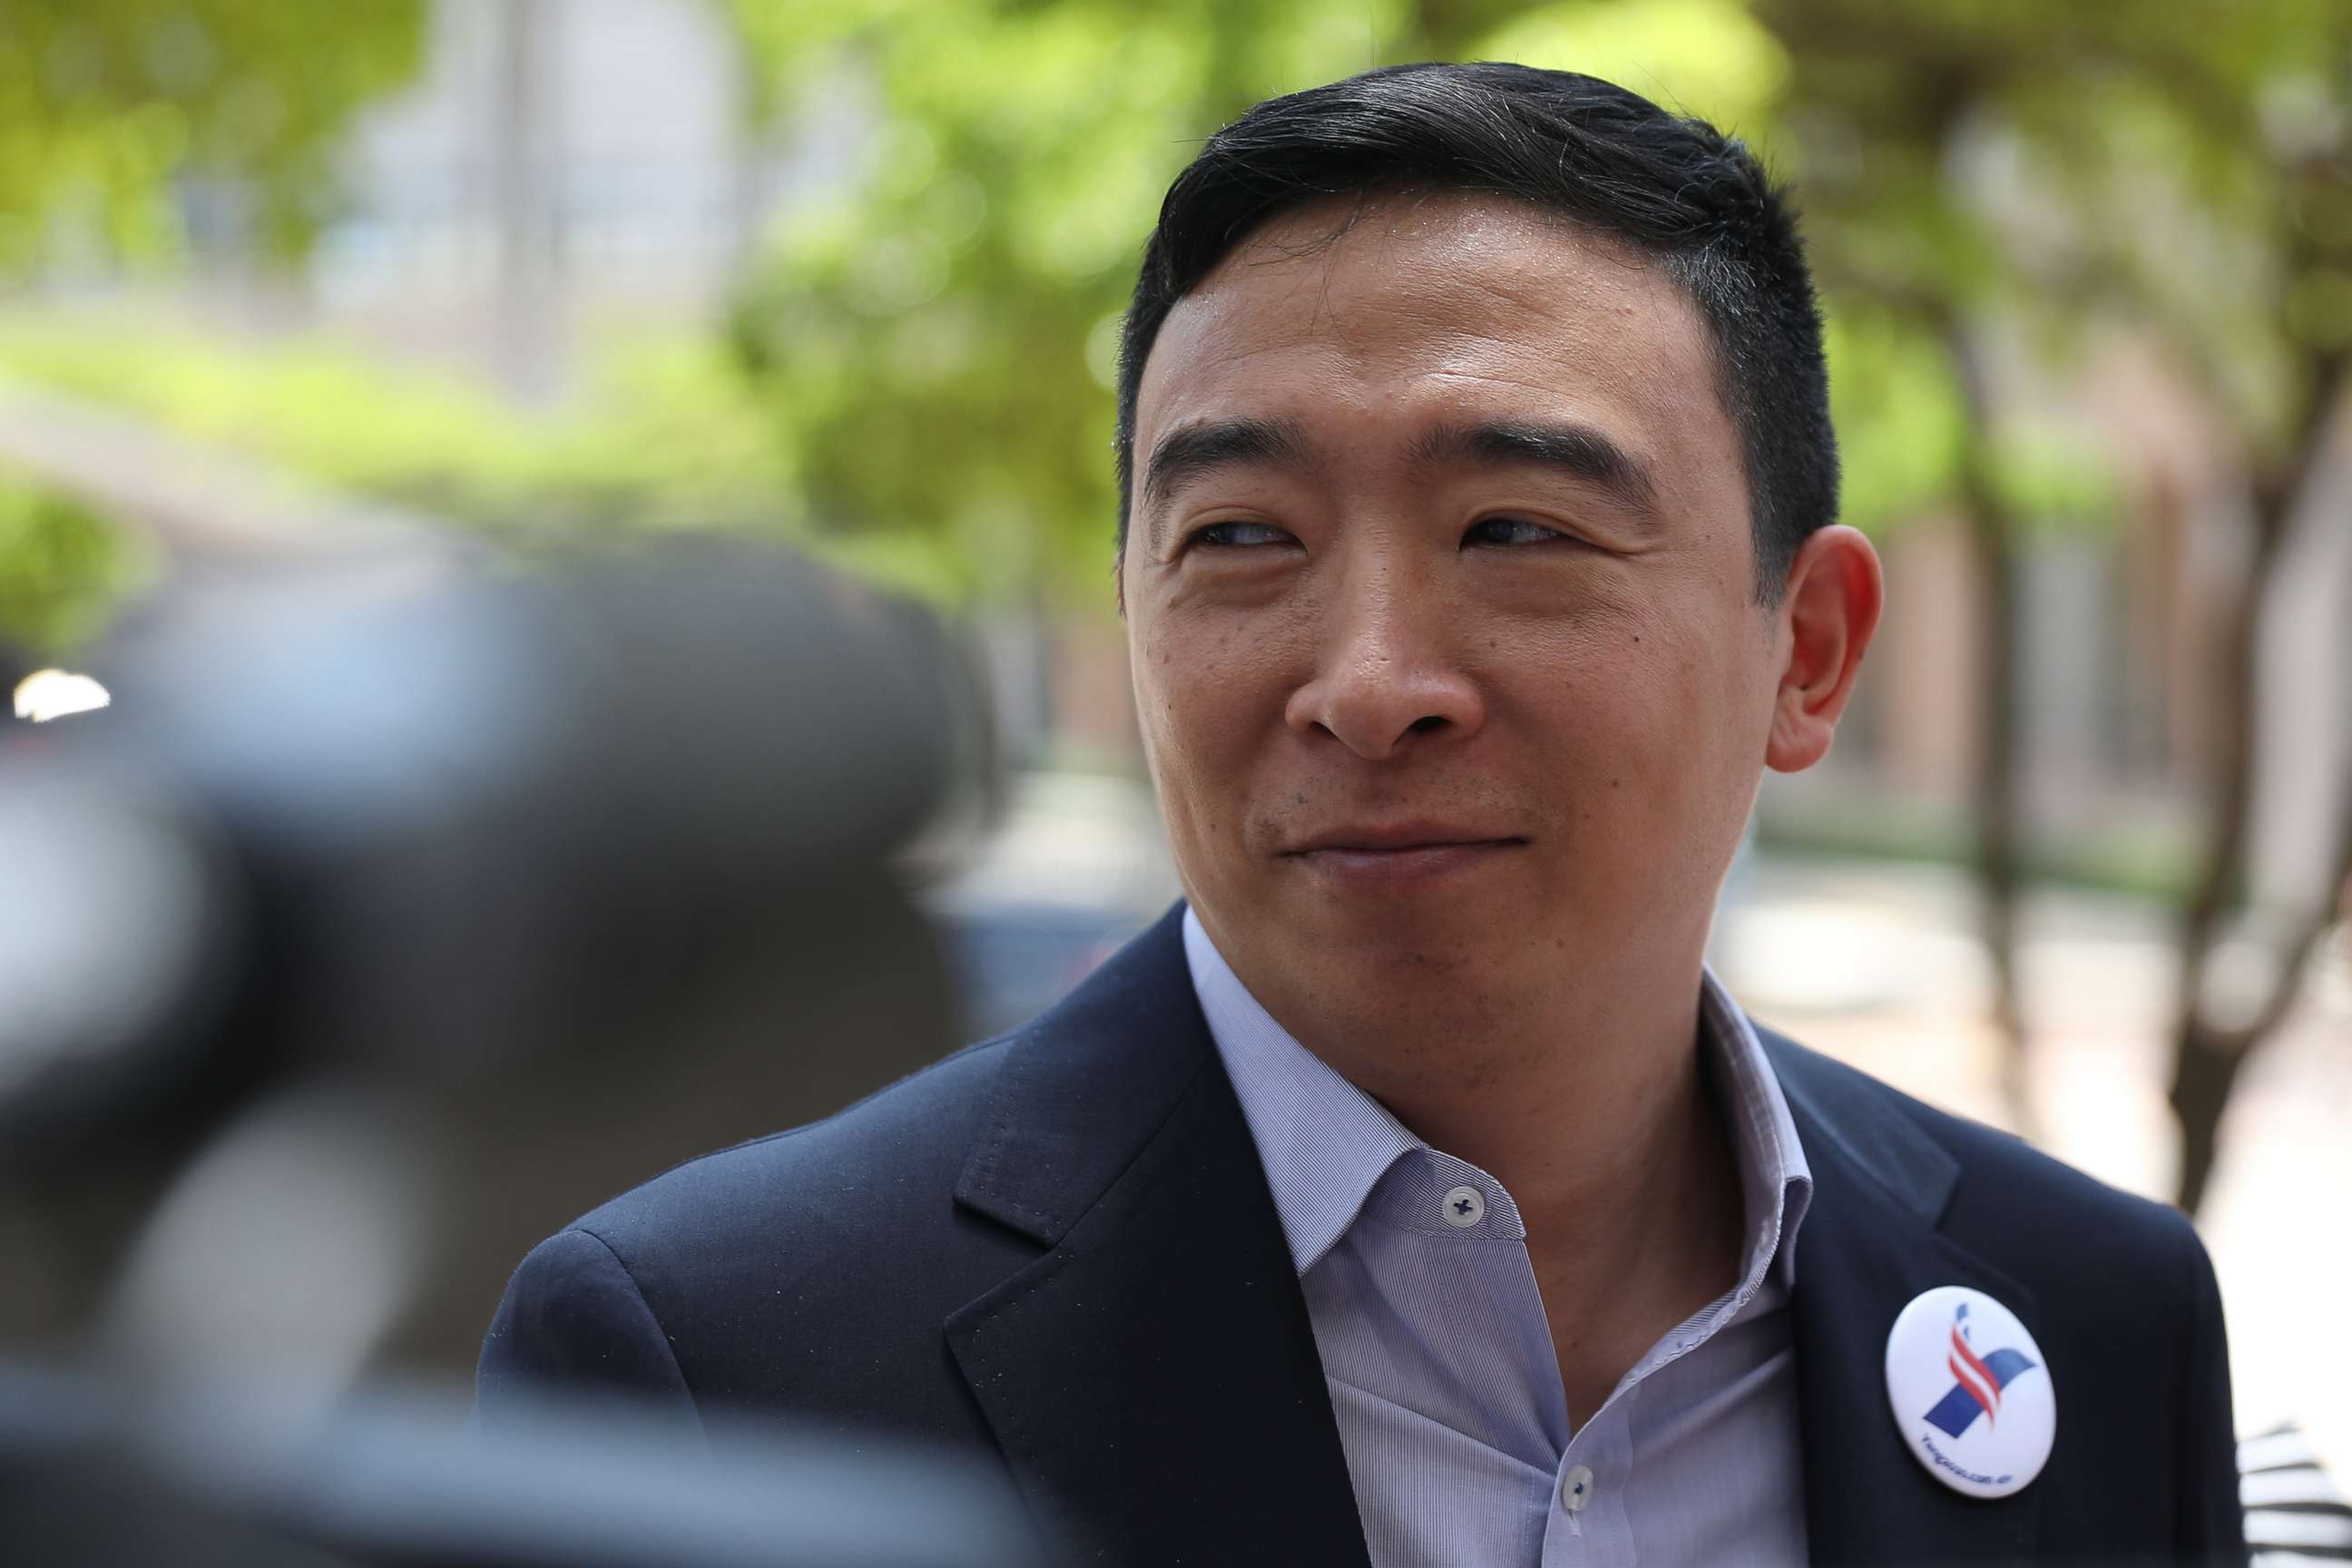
[1283,565,1485,760]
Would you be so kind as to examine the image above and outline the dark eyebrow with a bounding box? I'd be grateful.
[1406,418,1659,518]
[1138,416,1314,516]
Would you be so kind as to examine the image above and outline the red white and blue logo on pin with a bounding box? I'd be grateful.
[1884,1286,2055,1499]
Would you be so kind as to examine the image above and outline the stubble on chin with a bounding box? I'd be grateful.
[1248,906,1566,1093]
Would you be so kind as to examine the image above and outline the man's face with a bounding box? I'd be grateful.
[1122,192,1786,1068]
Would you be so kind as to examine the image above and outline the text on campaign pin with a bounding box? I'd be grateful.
[1882,1286,2055,1500]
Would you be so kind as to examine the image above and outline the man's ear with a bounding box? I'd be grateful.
[1764,524,1884,774]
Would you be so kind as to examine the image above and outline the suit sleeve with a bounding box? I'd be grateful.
[475,1227,702,1436]
[2174,1223,2247,1566]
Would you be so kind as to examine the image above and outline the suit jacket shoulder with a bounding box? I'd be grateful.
[1769,1029,2207,1278]
[479,1034,1037,1444]
[480,906,1374,1566]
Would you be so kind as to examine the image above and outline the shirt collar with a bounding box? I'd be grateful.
[1182,906,1812,1289]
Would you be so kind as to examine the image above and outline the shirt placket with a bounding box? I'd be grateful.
[1409,1152,1649,1568]
[1542,1388,1637,1568]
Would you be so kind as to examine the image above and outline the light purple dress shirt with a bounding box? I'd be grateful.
[1182,909,1814,1567]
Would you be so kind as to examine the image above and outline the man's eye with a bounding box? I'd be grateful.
[1191,520,1295,548]
[1464,516,1564,547]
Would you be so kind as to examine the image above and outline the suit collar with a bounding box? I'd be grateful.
[1766,1030,1961,1229]
[953,904,1212,1246]
[946,906,1369,1566]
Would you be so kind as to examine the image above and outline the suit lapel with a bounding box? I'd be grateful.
[945,907,1367,1567]
[1769,1034,2043,1565]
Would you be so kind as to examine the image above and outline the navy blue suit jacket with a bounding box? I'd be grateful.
[479,906,2245,1565]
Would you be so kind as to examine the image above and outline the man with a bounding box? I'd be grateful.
[480,64,2244,1565]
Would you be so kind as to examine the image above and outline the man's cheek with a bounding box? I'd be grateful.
[1159,656,1277,759]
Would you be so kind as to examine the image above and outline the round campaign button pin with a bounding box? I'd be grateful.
[1883,1286,2054,1500]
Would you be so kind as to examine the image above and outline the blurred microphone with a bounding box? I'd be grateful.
[0,541,1021,1565]
[0,541,981,1365]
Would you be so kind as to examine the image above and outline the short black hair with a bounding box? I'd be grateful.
[1113,62,1838,602]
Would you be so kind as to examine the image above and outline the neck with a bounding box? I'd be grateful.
[1245,936,1747,1371]
[1374,975,1720,1241]
[1209,915,1751,1420]
[1249,926,1718,1212]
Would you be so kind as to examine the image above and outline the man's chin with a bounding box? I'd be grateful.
[1257,882,1532,967]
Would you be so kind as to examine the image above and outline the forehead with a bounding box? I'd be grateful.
[1132,191,1737,503]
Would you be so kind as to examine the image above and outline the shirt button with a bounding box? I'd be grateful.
[1562,1464,1594,1512]
[1441,1184,1485,1227]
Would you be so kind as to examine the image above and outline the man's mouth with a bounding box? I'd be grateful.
[1280,824,1528,887]
[1284,821,1527,856]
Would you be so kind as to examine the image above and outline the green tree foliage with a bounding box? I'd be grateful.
[0,1,423,270]
[0,318,796,539]
[0,1,424,651]
[1760,0,2347,458]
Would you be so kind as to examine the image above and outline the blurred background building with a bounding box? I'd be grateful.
[1,0,2346,1517]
